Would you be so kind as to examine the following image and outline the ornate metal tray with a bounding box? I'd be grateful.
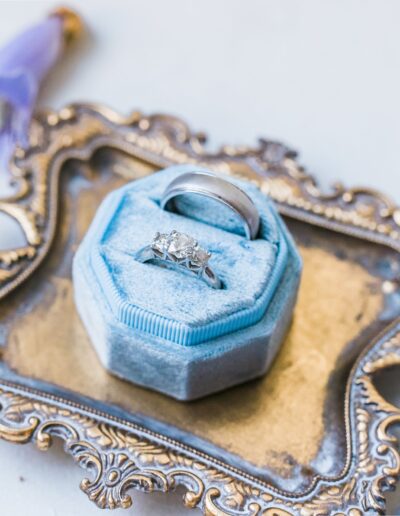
[1,103,400,515]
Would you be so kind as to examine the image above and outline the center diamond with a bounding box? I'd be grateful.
[168,231,197,259]
[151,230,210,267]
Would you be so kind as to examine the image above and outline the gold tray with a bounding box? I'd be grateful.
[1,103,400,515]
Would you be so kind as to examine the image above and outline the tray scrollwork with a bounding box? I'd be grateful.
[0,103,400,515]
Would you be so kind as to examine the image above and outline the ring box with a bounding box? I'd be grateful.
[73,165,302,400]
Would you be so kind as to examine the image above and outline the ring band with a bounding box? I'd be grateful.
[160,172,260,240]
[136,230,222,289]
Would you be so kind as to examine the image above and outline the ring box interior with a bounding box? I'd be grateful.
[73,165,302,400]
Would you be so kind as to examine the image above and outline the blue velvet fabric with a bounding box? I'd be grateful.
[73,165,302,400]
[84,166,288,345]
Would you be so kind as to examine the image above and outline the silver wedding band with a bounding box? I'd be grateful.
[160,172,260,240]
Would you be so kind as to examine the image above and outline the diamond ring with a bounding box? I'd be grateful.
[136,230,222,289]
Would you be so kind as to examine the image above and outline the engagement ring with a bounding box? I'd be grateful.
[136,230,222,289]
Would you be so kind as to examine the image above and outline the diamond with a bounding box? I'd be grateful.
[151,230,211,271]
[151,230,210,267]
[167,231,197,259]
[192,248,210,266]
[152,232,169,253]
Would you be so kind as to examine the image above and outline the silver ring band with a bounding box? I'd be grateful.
[160,172,260,240]
[136,230,222,289]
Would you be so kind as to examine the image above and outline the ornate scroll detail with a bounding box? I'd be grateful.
[1,103,400,513]
[1,103,400,299]
[0,326,400,515]
[0,386,262,514]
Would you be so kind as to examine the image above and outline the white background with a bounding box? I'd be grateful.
[0,1,399,514]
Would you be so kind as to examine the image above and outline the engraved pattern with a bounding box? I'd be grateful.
[0,323,399,515]
[0,104,400,514]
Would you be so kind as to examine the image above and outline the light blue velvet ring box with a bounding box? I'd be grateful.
[73,165,302,400]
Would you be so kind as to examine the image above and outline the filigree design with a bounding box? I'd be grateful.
[0,323,400,515]
[1,103,400,513]
[1,103,400,300]
[0,387,262,514]
[76,449,166,509]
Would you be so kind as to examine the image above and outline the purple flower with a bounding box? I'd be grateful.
[0,9,81,172]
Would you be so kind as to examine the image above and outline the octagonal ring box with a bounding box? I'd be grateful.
[73,165,302,401]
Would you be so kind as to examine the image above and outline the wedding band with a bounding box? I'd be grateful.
[160,172,260,240]
[136,230,222,289]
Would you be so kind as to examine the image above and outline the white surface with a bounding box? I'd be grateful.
[0,1,400,514]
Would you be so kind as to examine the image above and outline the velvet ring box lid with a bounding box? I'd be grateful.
[73,165,302,400]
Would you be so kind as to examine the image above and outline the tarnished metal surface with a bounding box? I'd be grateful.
[0,104,400,514]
